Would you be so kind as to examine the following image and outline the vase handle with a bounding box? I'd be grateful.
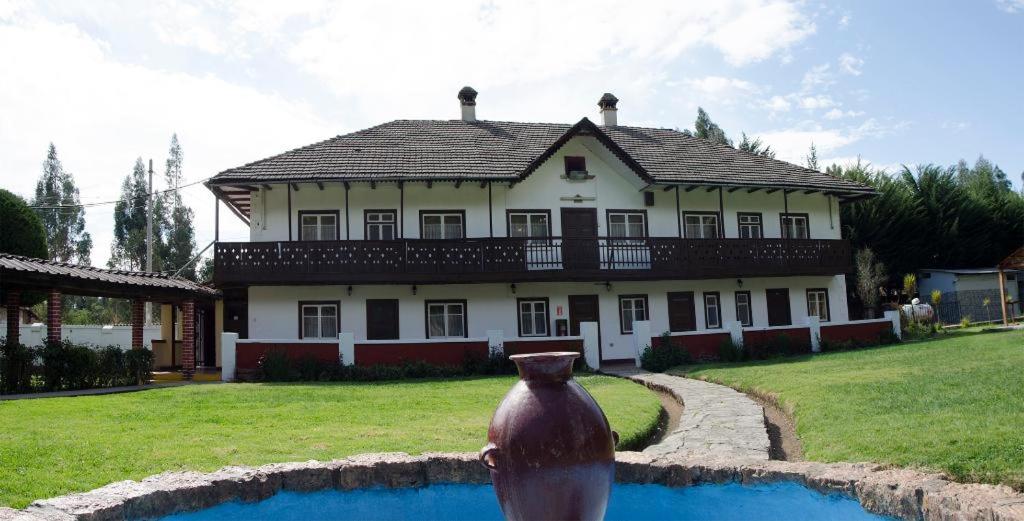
[612,430,619,445]
[479,442,500,471]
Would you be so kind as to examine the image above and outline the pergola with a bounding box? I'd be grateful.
[0,253,218,379]
[997,246,1024,326]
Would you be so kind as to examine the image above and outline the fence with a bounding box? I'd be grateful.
[0,322,161,349]
[932,289,1020,324]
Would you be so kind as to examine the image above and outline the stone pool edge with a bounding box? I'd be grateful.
[3,452,1022,521]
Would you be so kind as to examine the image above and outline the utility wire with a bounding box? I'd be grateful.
[28,176,212,209]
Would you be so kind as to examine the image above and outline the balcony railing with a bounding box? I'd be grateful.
[213,237,852,285]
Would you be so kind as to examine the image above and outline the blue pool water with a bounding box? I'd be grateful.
[161,481,892,520]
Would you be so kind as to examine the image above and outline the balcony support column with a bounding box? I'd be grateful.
[214,193,220,242]
[399,182,404,239]
[675,186,681,238]
[345,183,350,240]
[718,187,725,237]
[488,182,493,238]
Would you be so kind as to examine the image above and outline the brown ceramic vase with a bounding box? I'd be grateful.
[480,352,616,521]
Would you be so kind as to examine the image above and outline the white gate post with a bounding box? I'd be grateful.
[884,310,902,340]
[486,330,505,356]
[631,320,651,368]
[221,332,237,381]
[580,322,600,370]
[339,332,355,366]
[726,320,744,348]
[806,316,822,352]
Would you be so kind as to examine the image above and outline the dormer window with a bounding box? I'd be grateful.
[564,156,588,180]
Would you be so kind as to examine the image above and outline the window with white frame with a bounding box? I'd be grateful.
[704,292,722,329]
[365,211,397,240]
[508,212,550,242]
[684,213,720,238]
[737,213,763,239]
[300,212,338,241]
[735,291,753,327]
[619,295,649,334]
[300,302,338,339]
[607,212,646,239]
[781,214,810,239]
[422,212,464,239]
[806,289,830,322]
[426,301,467,338]
[518,299,549,337]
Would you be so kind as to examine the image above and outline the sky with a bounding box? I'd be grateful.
[1,0,1022,269]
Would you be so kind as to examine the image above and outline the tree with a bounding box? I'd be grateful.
[31,144,92,264]
[692,107,732,146]
[737,132,776,158]
[110,158,165,271]
[854,248,887,318]
[805,143,819,170]
[0,189,48,259]
[160,134,197,280]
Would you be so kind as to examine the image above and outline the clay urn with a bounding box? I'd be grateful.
[480,352,616,521]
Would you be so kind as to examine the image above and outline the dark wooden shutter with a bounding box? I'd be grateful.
[366,299,400,340]
[667,291,696,332]
[766,289,792,327]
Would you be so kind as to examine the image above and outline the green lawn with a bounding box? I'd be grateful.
[676,329,1024,489]
[0,375,660,508]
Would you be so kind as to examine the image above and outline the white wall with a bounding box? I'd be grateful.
[246,135,842,242]
[247,274,846,361]
[0,323,161,349]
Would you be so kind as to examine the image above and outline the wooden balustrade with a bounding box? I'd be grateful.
[213,237,852,285]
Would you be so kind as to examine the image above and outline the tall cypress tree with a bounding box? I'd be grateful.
[110,158,165,271]
[31,143,92,264]
[161,134,197,280]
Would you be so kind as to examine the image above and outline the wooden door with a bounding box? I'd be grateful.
[366,299,400,340]
[766,288,792,326]
[222,288,248,339]
[568,294,600,337]
[667,291,697,332]
[561,208,599,270]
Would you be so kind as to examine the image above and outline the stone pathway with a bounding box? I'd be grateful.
[605,368,770,461]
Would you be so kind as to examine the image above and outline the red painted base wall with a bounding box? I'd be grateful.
[236,342,338,371]
[504,339,583,355]
[354,341,489,367]
[653,332,731,360]
[821,321,891,343]
[743,328,812,353]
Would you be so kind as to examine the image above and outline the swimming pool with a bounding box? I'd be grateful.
[161,481,892,520]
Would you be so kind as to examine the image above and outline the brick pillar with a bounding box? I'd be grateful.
[5,290,20,344]
[131,299,145,349]
[46,288,62,344]
[181,299,195,379]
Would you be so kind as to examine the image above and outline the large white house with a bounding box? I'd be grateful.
[207,88,888,369]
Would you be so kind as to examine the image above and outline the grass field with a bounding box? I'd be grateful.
[0,375,660,508]
[676,329,1024,489]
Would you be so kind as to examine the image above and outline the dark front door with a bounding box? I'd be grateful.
[561,208,599,270]
[568,294,600,336]
[366,299,400,340]
[223,288,248,339]
[667,291,697,332]
[766,288,792,326]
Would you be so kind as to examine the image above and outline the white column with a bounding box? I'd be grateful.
[806,316,821,352]
[339,332,355,366]
[884,310,901,340]
[580,322,600,370]
[486,329,505,356]
[631,320,652,368]
[220,332,238,382]
[726,320,744,348]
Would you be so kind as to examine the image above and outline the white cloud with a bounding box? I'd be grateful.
[996,0,1024,13]
[764,95,792,112]
[801,63,834,90]
[755,118,909,165]
[838,52,864,75]
[941,120,971,132]
[824,108,864,120]
[682,76,760,105]
[838,14,851,28]
[799,95,835,110]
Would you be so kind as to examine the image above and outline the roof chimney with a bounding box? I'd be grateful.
[458,86,478,122]
[598,93,618,126]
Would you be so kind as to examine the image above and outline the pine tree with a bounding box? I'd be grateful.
[737,132,776,158]
[110,158,165,271]
[693,107,732,146]
[805,143,819,170]
[160,134,197,279]
[31,143,92,264]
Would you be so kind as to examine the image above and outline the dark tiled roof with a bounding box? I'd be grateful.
[209,118,873,195]
[0,253,218,297]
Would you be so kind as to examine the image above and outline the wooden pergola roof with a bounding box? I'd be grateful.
[0,253,218,302]
[998,246,1024,271]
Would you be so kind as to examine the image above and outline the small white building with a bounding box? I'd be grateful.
[206,88,892,369]
[918,268,1022,323]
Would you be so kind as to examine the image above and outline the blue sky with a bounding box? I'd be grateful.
[1,0,1021,267]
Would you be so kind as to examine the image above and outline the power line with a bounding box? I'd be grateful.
[28,176,211,209]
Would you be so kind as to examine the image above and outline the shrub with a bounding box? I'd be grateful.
[125,348,153,385]
[960,316,972,329]
[904,320,941,341]
[640,332,692,372]
[0,340,36,394]
[257,349,295,381]
[95,346,126,387]
[717,338,745,362]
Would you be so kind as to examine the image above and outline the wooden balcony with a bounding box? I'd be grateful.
[213,237,852,286]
